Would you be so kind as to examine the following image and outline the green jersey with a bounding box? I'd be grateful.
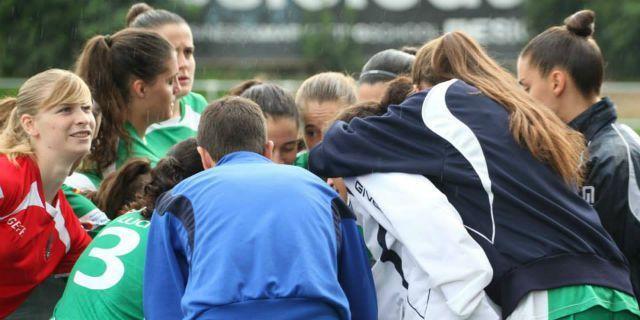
[145,91,208,158]
[80,92,208,184]
[294,150,309,169]
[52,210,150,320]
[116,122,163,168]
[73,121,164,189]
[508,285,640,319]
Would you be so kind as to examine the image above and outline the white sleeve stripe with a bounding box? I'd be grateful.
[1,181,44,221]
[47,202,71,253]
[612,124,640,223]
[422,79,495,243]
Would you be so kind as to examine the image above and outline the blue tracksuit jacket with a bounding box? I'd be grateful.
[143,151,376,319]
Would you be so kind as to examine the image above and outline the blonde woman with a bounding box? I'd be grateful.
[309,31,638,319]
[294,72,356,169]
[0,69,93,318]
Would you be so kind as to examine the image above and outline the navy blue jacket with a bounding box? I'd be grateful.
[309,79,634,317]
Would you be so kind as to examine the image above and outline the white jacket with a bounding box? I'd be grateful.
[345,173,501,319]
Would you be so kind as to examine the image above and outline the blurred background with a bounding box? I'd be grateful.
[0,0,638,126]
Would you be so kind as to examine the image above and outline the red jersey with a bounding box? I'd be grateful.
[0,155,91,318]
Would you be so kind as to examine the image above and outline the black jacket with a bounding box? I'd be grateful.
[570,97,640,298]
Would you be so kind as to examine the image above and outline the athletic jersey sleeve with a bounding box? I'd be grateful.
[144,205,191,319]
[309,93,446,179]
[0,159,19,215]
[346,173,498,318]
[53,192,92,275]
[332,198,378,320]
[0,173,10,214]
[61,185,110,237]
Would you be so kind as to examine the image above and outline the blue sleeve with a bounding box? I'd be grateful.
[333,198,378,320]
[143,207,190,320]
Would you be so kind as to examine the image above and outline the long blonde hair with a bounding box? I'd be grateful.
[412,32,585,186]
[0,69,92,162]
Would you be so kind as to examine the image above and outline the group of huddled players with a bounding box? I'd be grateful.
[1,3,639,320]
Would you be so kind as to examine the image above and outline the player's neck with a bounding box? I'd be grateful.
[35,151,75,204]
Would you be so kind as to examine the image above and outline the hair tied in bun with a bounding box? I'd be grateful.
[564,9,595,37]
[103,34,112,47]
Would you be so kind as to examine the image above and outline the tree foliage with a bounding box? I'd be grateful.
[0,0,187,77]
[525,0,640,80]
[299,7,362,75]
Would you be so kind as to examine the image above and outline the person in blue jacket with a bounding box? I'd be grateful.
[309,31,640,319]
[143,96,376,320]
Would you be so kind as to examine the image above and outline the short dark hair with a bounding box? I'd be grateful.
[197,96,267,161]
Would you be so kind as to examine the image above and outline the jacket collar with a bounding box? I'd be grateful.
[568,97,617,142]
[216,151,271,167]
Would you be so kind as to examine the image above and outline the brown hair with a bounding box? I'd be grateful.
[89,158,152,219]
[126,2,186,28]
[520,10,603,97]
[197,97,267,161]
[295,72,357,114]
[240,83,300,128]
[0,69,92,162]
[412,31,586,186]
[333,101,386,125]
[92,138,203,219]
[74,28,174,173]
[380,76,414,108]
[228,79,263,96]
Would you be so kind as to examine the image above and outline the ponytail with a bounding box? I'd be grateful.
[0,100,31,161]
[75,29,174,173]
[0,97,17,130]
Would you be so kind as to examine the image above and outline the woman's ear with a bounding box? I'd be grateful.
[197,146,215,169]
[549,69,567,97]
[131,79,146,99]
[263,140,274,160]
[20,114,38,138]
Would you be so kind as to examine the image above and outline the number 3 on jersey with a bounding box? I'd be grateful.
[73,227,140,290]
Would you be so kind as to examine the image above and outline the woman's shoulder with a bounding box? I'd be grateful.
[181,92,208,113]
[0,155,37,187]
